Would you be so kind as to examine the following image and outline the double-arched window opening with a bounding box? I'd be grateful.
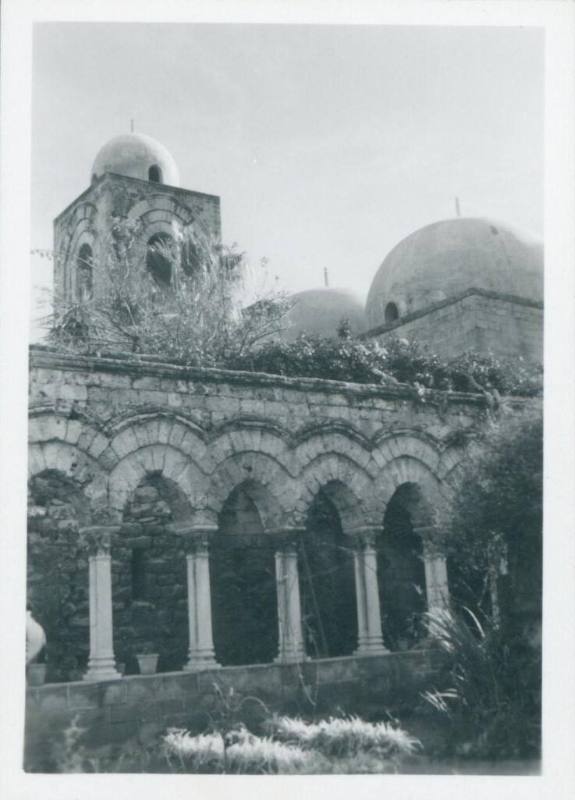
[76,243,94,302]
[146,232,175,287]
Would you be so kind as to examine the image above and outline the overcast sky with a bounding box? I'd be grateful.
[31,22,543,327]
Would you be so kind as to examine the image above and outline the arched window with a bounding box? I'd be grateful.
[76,243,93,302]
[146,233,174,286]
[148,164,162,183]
[385,301,399,324]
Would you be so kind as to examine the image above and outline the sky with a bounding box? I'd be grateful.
[31,22,544,331]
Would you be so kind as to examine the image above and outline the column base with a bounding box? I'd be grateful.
[183,650,221,672]
[275,648,307,665]
[354,637,389,656]
[83,657,121,682]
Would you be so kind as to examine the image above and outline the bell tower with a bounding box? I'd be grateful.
[53,131,222,305]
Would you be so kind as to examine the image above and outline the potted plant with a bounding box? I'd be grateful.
[135,644,159,675]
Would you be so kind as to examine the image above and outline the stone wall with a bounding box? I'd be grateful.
[25,649,445,765]
[53,172,221,304]
[28,345,531,681]
[366,289,543,362]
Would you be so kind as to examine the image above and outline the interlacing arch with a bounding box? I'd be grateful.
[369,455,447,526]
[295,453,374,529]
[206,451,295,530]
[107,444,206,517]
[28,411,109,512]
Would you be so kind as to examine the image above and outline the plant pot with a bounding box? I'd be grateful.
[136,653,159,675]
[28,663,47,686]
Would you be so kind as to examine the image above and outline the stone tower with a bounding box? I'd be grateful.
[53,132,221,305]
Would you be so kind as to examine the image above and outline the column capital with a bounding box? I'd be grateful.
[79,525,121,555]
[180,527,217,555]
[272,528,305,553]
[349,527,380,549]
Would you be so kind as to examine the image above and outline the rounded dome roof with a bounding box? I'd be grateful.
[91,132,180,186]
[283,288,367,341]
[366,217,543,330]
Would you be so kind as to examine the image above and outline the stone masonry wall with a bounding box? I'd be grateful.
[368,291,543,362]
[28,346,536,682]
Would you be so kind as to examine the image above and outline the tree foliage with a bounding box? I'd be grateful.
[229,333,542,397]
[445,407,543,622]
[46,218,292,366]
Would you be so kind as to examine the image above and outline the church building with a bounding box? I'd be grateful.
[26,131,542,746]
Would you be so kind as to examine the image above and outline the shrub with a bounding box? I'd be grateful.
[268,714,421,760]
[422,608,541,759]
[228,334,542,397]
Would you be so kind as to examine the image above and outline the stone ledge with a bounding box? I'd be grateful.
[29,345,493,408]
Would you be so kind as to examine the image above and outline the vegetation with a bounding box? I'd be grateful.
[45,218,292,367]
[422,608,541,760]
[422,409,543,761]
[445,408,543,624]
[41,218,542,397]
[229,332,542,397]
[26,706,420,774]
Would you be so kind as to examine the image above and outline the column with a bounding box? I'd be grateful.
[80,525,122,682]
[353,531,388,656]
[274,533,306,664]
[418,526,450,615]
[182,531,220,671]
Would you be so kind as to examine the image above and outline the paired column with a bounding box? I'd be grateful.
[274,532,306,664]
[181,530,220,671]
[352,530,388,656]
[80,525,122,682]
[417,526,450,615]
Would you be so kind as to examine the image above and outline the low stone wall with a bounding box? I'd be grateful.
[25,649,445,764]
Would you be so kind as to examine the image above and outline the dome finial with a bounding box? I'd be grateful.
[130,118,135,133]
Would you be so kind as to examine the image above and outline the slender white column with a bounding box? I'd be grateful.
[80,526,121,682]
[418,528,450,615]
[183,532,220,671]
[275,536,306,664]
[353,531,388,656]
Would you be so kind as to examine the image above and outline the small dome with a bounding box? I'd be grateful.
[283,288,367,341]
[91,132,180,186]
[366,218,543,329]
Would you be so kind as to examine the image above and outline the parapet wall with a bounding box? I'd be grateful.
[25,649,445,764]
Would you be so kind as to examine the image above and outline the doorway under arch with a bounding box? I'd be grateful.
[377,483,429,650]
[300,486,358,658]
[114,473,190,674]
[210,482,278,666]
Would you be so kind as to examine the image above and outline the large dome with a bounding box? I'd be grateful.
[91,132,180,186]
[366,218,543,330]
[283,288,367,341]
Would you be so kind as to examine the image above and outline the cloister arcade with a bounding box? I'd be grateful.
[27,394,461,684]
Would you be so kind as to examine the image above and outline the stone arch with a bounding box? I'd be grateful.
[107,443,205,516]
[114,472,193,674]
[371,431,441,475]
[208,422,292,476]
[295,453,373,529]
[207,452,294,530]
[28,428,109,517]
[294,431,373,478]
[299,480,359,658]
[210,478,281,666]
[377,482,434,651]
[370,455,445,523]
